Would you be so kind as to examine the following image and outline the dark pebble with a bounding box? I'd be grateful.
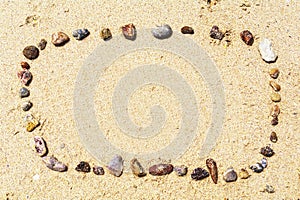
[181,26,194,34]
[191,167,209,180]
[38,39,47,50]
[210,25,224,40]
[72,29,90,40]
[260,145,275,157]
[271,117,278,126]
[19,87,30,98]
[22,101,32,111]
[240,30,254,46]
[21,61,30,69]
[17,69,32,85]
[270,132,278,143]
[149,164,173,176]
[93,166,105,175]
[75,161,91,173]
[23,46,39,60]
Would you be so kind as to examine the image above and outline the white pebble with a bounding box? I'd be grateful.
[151,25,173,39]
[259,38,277,62]
[32,174,40,181]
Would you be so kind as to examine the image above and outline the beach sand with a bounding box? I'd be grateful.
[0,0,299,199]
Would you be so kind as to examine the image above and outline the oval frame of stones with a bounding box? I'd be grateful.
[18,24,280,188]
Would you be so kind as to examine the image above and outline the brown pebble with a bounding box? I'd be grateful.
[210,25,224,40]
[270,92,281,102]
[75,161,91,173]
[260,145,274,157]
[270,104,280,118]
[269,80,281,92]
[17,69,32,85]
[21,61,30,69]
[23,46,39,60]
[38,39,47,50]
[93,166,105,175]
[122,23,136,40]
[149,164,173,176]
[271,116,278,126]
[269,68,279,79]
[100,28,112,41]
[181,26,194,34]
[206,158,218,184]
[51,32,70,46]
[270,131,278,143]
[240,30,254,45]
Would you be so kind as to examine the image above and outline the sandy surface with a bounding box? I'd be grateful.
[1,0,300,199]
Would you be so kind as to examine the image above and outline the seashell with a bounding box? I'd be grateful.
[23,45,39,60]
[239,168,251,179]
[149,163,173,176]
[181,26,194,34]
[75,161,91,173]
[107,155,124,177]
[260,145,274,157]
[19,87,30,98]
[270,131,278,143]
[250,163,264,173]
[173,165,188,176]
[209,25,224,40]
[240,30,254,45]
[21,61,30,69]
[269,68,279,79]
[51,32,70,46]
[42,156,67,172]
[24,113,39,132]
[17,69,32,85]
[270,92,281,102]
[223,167,237,182]
[72,29,90,40]
[130,158,146,177]
[151,24,173,39]
[269,80,281,92]
[100,28,112,41]
[270,105,280,118]
[32,136,47,157]
[206,158,218,184]
[271,116,278,126]
[259,38,277,63]
[122,23,137,40]
[22,101,32,111]
[191,167,209,180]
[93,166,105,175]
[38,39,47,50]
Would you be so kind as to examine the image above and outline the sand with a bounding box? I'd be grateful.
[0,0,299,199]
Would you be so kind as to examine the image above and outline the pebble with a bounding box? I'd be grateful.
[209,25,224,40]
[270,131,278,143]
[93,166,105,175]
[260,145,274,157]
[151,24,173,39]
[223,167,237,182]
[100,28,112,41]
[23,46,39,60]
[32,136,47,157]
[38,39,47,50]
[51,32,70,46]
[191,167,209,180]
[22,101,32,111]
[261,158,268,168]
[42,156,67,172]
[270,92,281,102]
[149,163,173,176]
[206,158,218,184]
[107,155,124,177]
[264,184,275,193]
[240,30,254,45]
[17,69,32,85]
[21,61,30,69]
[269,68,279,79]
[239,168,251,179]
[130,158,146,177]
[270,105,280,118]
[250,163,264,173]
[72,29,90,40]
[173,165,188,176]
[269,81,281,92]
[19,87,30,98]
[75,161,91,173]
[122,23,137,40]
[181,26,194,34]
[24,114,40,132]
[271,116,278,126]
[259,38,277,63]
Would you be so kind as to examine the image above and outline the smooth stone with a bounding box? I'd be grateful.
[259,38,277,62]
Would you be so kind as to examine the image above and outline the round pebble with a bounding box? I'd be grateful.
[270,92,281,102]
[21,61,30,69]
[151,25,173,39]
[181,26,194,34]
[149,163,173,176]
[270,131,278,143]
[23,46,39,60]
[240,30,254,45]
[100,28,112,41]
[22,101,32,111]
[223,167,237,182]
[19,87,30,98]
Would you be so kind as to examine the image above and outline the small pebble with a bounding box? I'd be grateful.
[240,30,254,45]
[122,23,137,40]
[72,29,90,40]
[191,167,209,180]
[239,168,251,179]
[149,163,173,176]
[107,155,124,177]
[271,116,278,126]
[173,165,188,176]
[223,167,237,182]
[209,25,224,40]
[270,105,280,118]
[259,38,277,63]
[22,101,32,111]
[100,28,112,41]
[264,184,275,193]
[24,114,40,132]
[93,166,105,175]
[260,145,274,157]
[269,80,281,92]
[17,69,32,85]
[270,131,278,143]
[32,136,47,157]
[270,92,281,102]
[130,158,146,177]
[19,87,30,98]
[269,68,279,79]
[20,61,30,69]
[32,174,40,181]
[181,26,194,34]
[250,163,264,173]
[52,32,70,46]
[151,24,173,39]
[38,39,47,50]
[42,156,67,172]
[75,161,91,173]
[206,158,218,184]
[261,158,268,168]
[23,46,39,60]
